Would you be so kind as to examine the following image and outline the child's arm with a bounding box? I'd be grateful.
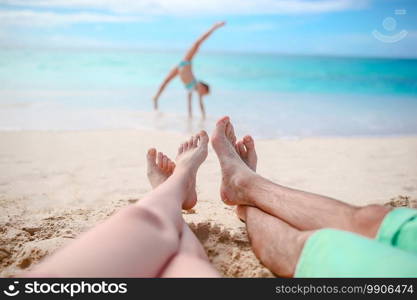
[153,67,179,110]
[183,21,226,62]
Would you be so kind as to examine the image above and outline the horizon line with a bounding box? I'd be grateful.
[1,45,417,60]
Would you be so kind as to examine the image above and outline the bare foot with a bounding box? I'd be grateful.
[211,116,256,205]
[235,135,257,171]
[146,131,208,210]
[235,135,257,220]
[147,148,175,188]
[175,130,209,209]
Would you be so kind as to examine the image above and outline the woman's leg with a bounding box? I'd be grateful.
[160,223,220,278]
[147,147,219,277]
[26,131,209,278]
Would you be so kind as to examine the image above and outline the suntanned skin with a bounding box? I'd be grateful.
[153,22,226,120]
[211,116,391,277]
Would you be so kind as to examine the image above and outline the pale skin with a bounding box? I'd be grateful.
[26,131,219,278]
[152,22,226,120]
[210,116,392,277]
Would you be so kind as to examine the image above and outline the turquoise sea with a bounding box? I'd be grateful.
[1,48,417,138]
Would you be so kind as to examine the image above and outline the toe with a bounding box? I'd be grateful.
[199,130,209,145]
[229,123,237,144]
[226,122,232,139]
[188,136,194,147]
[182,142,188,151]
[237,141,247,158]
[147,148,157,166]
[169,161,176,172]
[243,135,255,150]
[162,155,168,170]
[212,117,229,146]
[225,122,236,144]
[215,116,230,130]
[157,152,164,169]
[165,156,173,172]
[178,144,184,154]
[165,157,171,171]
[191,135,198,148]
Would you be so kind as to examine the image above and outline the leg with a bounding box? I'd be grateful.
[27,131,209,277]
[147,144,218,277]
[198,95,206,120]
[238,206,417,278]
[187,92,193,119]
[236,205,312,277]
[160,223,220,277]
[212,116,390,238]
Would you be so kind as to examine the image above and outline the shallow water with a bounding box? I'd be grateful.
[1,49,417,138]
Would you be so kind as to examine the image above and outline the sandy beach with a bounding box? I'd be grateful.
[1,129,417,277]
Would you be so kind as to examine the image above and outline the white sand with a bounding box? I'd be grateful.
[1,129,416,277]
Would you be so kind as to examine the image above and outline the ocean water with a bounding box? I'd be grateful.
[1,48,417,138]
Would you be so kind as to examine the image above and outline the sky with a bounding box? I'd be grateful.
[0,0,416,58]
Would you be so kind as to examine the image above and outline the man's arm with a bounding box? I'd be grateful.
[198,95,206,120]
[153,67,178,110]
[183,21,226,61]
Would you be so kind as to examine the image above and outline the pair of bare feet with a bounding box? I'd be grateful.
[146,116,257,210]
[147,116,302,277]
[144,116,394,278]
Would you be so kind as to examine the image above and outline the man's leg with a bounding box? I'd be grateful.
[237,206,417,278]
[211,116,390,238]
[26,131,209,277]
[236,205,312,277]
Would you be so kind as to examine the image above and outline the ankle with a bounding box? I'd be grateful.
[232,168,257,189]
[226,168,260,203]
[171,167,196,189]
[173,164,196,177]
